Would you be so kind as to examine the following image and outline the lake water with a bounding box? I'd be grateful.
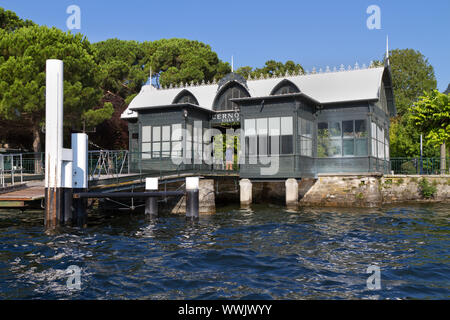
[0,203,448,300]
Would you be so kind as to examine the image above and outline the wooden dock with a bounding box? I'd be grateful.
[0,170,238,209]
[0,184,45,208]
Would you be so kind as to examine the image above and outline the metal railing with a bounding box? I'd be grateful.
[390,157,450,175]
[88,150,129,180]
[0,154,24,188]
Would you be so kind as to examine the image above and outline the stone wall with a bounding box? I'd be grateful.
[381,175,450,203]
[171,179,216,215]
[300,174,450,207]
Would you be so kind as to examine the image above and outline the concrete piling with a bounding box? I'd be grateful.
[285,178,299,207]
[239,179,252,206]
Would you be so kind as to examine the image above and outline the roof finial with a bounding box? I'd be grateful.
[231,55,234,73]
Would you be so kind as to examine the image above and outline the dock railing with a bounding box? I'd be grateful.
[390,157,450,175]
[0,153,24,188]
[88,150,129,181]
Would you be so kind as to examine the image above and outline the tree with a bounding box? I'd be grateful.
[384,49,437,116]
[236,60,304,79]
[0,25,112,153]
[409,90,450,171]
[94,39,148,99]
[145,39,231,87]
[373,49,438,157]
[389,115,439,158]
[0,7,34,31]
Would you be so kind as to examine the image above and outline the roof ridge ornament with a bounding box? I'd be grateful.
[355,62,360,70]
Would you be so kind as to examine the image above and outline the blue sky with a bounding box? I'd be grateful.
[2,0,449,91]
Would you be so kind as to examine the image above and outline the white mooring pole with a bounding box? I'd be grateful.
[45,59,89,228]
[185,177,199,221]
[145,177,159,217]
[72,133,88,226]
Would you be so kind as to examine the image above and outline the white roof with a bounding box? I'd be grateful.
[121,67,386,119]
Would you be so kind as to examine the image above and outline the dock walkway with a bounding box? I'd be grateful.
[0,170,238,208]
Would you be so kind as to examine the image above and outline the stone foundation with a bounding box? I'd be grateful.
[300,174,450,207]
[171,179,216,215]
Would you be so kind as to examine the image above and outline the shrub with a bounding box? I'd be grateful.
[400,161,417,174]
[418,178,437,199]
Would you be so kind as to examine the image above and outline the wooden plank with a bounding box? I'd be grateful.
[0,186,44,202]
[0,200,25,207]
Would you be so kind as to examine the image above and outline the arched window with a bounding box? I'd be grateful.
[213,82,250,111]
[173,90,199,105]
[270,79,300,95]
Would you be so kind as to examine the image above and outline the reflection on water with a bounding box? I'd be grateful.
[0,203,448,299]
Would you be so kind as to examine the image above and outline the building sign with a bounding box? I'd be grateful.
[211,111,240,125]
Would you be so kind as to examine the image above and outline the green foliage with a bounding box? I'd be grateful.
[409,90,450,147]
[0,7,34,31]
[94,39,148,99]
[375,49,438,157]
[384,49,437,116]
[389,115,439,158]
[236,60,304,78]
[418,178,437,199]
[82,102,114,128]
[400,161,417,174]
[356,193,364,200]
[146,39,231,87]
[94,38,231,99]
[0,25,104,151]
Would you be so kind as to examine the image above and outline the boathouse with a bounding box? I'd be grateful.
[121,63,396,179]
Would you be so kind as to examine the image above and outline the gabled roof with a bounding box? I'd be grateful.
[121,66,394,119]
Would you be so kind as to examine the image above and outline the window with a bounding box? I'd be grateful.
[193,121,203,162]
[214,83,249,111]
[152,126,161,158]
[142,125,151,159]
[371,122,377,158]
[257,118,268,155]
[173,91,199,105]
[298,117,313,157]
[244,117,293,157]
[269,117,280,155]
[318,119,368,158]
[271,80,300,95]
[355,120,368,156]
[244,119,257,156]
[141,123,183,160]
[371,121,387,160]
[186,124,192,160]
[281,117,293,155]
[172,124,182,159]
